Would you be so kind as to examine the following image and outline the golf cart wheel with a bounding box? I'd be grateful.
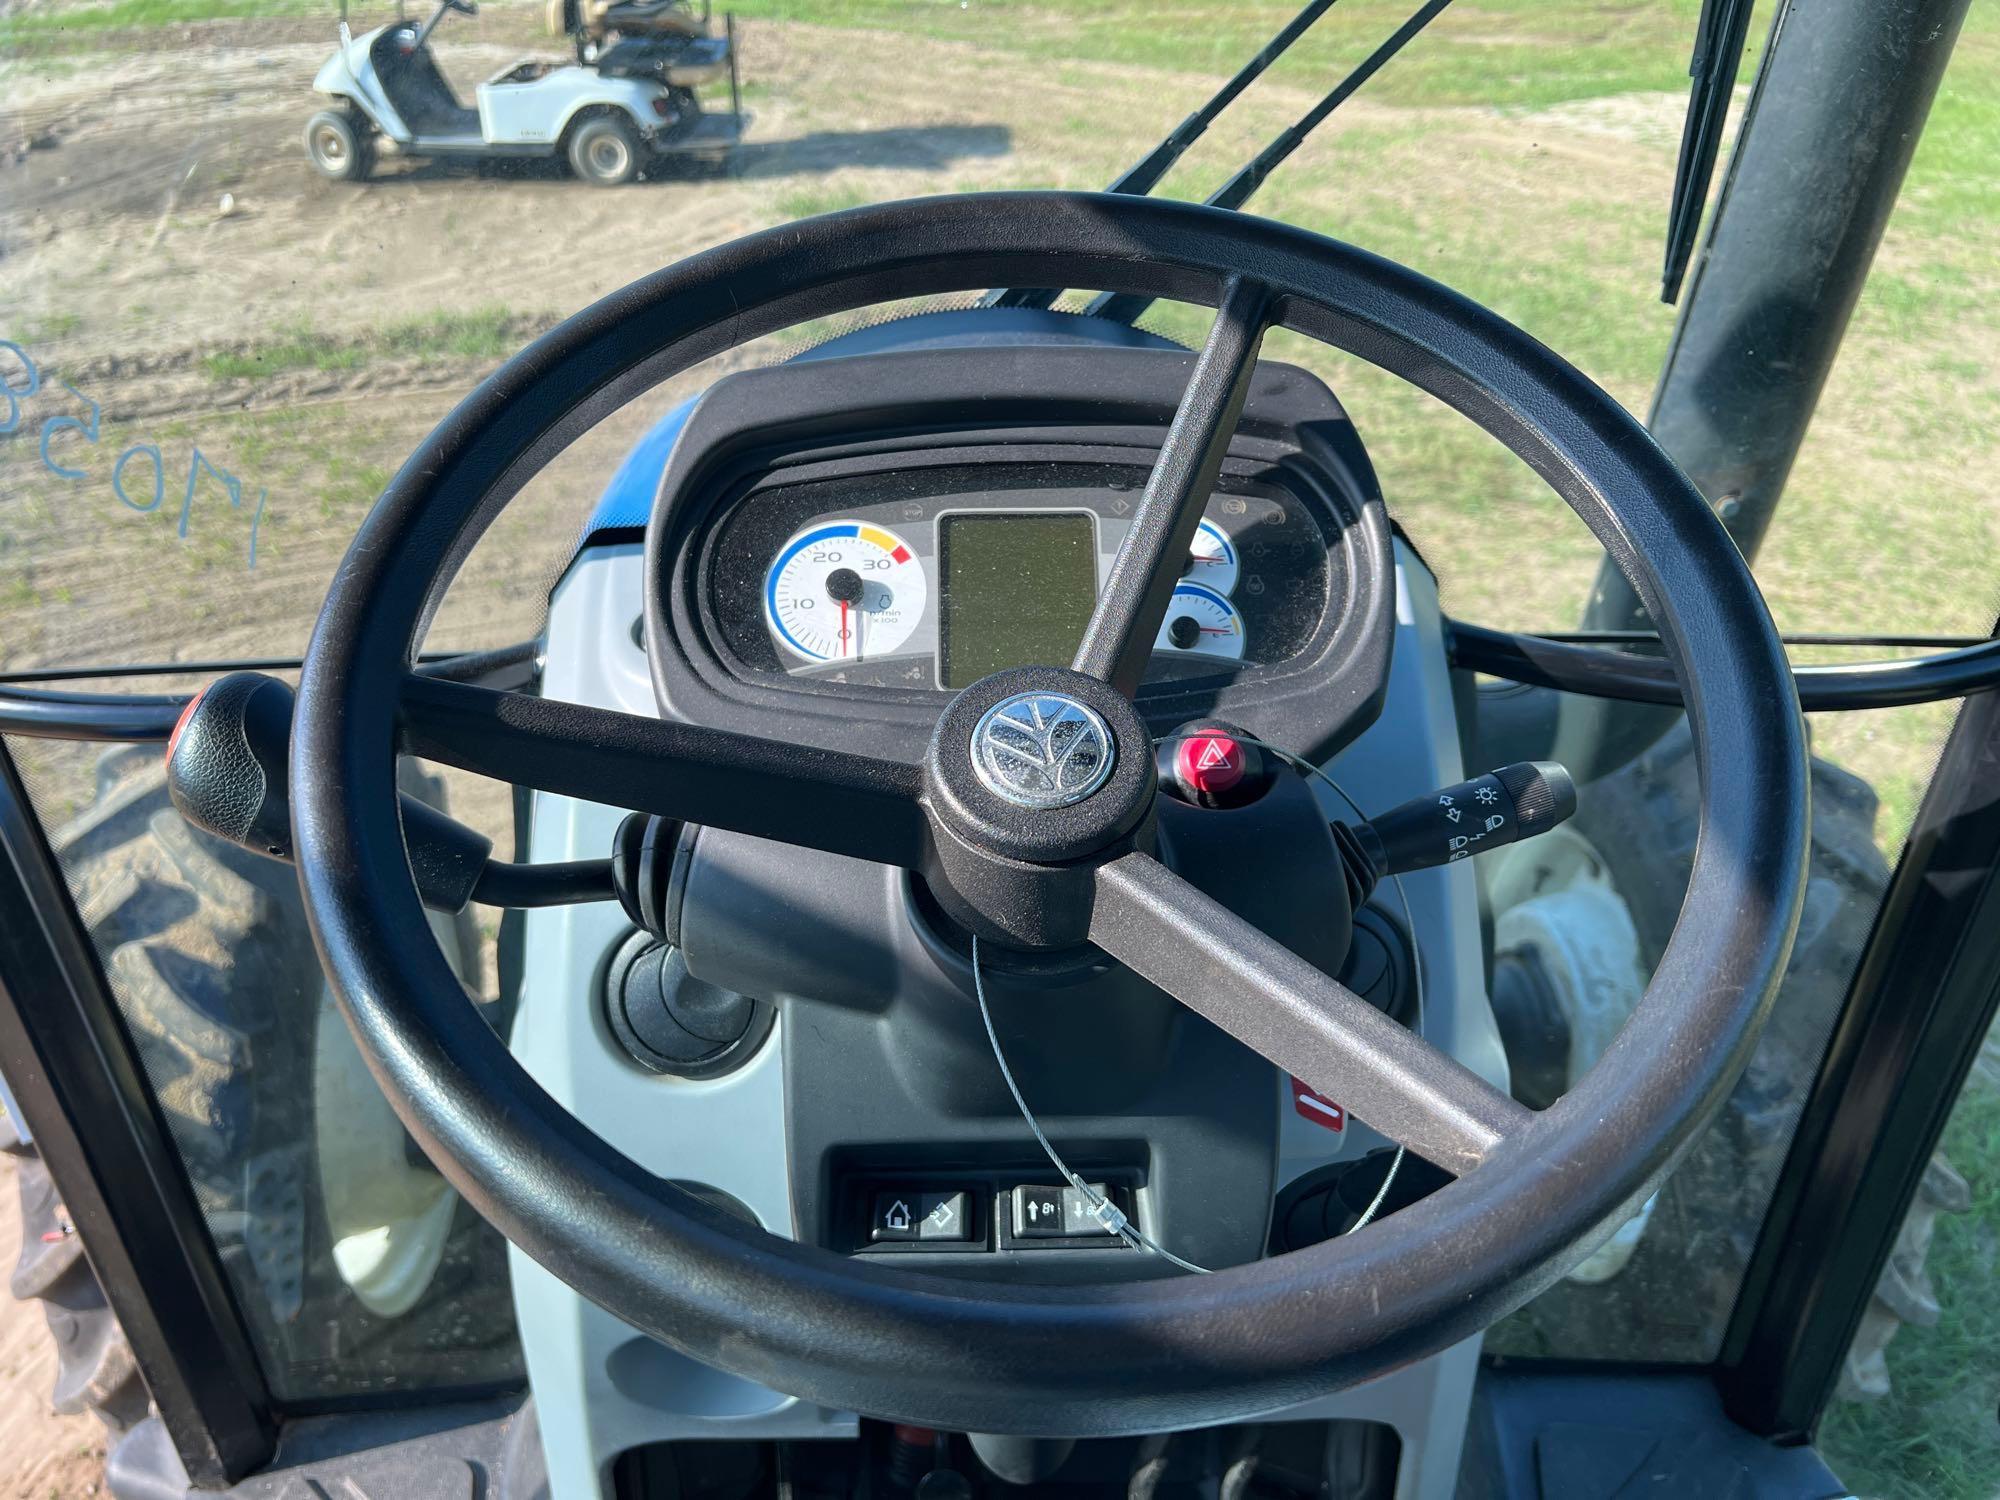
[305,108,372,183]
[567,113,641,187]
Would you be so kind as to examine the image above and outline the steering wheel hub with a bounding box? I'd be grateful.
[918,667,1157,948]
[969,691,1116,809]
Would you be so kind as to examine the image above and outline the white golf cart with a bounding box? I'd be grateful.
[306,0,743,187]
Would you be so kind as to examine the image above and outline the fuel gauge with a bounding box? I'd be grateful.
[1155,582,1246,662]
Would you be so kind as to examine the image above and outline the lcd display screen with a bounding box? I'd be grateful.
[937,512,1098,689]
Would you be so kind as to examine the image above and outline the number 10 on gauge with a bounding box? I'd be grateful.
[765,520,929,663]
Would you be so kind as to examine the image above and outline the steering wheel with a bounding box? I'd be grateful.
[291,192,1807,1435]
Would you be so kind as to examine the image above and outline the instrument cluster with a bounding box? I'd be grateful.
[703,460,1335,694]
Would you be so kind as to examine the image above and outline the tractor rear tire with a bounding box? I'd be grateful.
[5,746,516,1431]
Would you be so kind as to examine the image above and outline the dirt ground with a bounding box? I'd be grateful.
[0,1150,109,1500]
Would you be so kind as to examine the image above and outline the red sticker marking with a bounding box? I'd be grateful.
[890,545,912,563]
[1291,1077,1346,1131]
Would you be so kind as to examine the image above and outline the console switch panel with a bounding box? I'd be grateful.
[1012,1183,1119,1240]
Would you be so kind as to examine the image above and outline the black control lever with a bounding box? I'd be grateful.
[165,672,611,912]
[1335,761,1576,903]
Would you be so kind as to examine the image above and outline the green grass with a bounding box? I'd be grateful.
[379,306,521,361]
[1820,1082,2000,1500]
[201,324,366,381]
[201,307,529,382]
[6,310,84,344]
[726,0,1712,110]
[775,184,876,220]
[0,0,315,44]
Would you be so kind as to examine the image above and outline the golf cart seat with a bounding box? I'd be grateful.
[544,0,703,43]
[370,21,480,134]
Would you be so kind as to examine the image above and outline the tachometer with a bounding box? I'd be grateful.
[765,520,929,664]
[1155,582,1246,661]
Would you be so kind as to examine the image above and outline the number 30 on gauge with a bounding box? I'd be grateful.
[764,520,929,663]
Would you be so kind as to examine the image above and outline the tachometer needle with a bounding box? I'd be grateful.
[839,600,851,658]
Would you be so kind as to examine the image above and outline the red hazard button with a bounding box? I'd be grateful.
[1175,733,1245,795]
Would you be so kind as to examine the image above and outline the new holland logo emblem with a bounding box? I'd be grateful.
[969,692,1116,809]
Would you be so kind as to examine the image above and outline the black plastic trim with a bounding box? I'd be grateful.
[0,685,187,741]
[0,745,278,1484]
[0,643,540,742]
[1715,683,2000,1440]
[1449,619,2000,710]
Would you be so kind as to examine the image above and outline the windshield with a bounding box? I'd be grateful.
[2,0,1994,1487]
[4,2,1989,828]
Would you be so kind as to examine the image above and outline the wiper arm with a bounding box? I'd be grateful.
[985,0,1342,311]
[1089,0,1456,326]
[1661,0,1756,303]
[1110,0,1344,199]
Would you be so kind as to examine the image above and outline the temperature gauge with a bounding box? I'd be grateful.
[1183,518,1239,595]
[765,520,928,664]
[1155,582,1246,661]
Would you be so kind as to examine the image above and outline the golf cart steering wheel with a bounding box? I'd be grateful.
[291,192,1807,1435]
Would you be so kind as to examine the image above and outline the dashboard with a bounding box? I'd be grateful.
[710,464,1327,689]
[638,341,1397,764]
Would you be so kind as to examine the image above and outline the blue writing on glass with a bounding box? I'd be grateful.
[7,338,271,569]
[0,340,40,436]
[180,447,243,539]
[113,444,167,513]
[39,384,102,480]
[244,488,269,570]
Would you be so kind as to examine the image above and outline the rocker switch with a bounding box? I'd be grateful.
[1014,1186,1068,1239]
[1012,1183,1119,1239]
[871,1190,971,1243]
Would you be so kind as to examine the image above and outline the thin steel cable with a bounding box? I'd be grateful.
[1153,732,1430,1234]
[971,934,1212,1274]
[969,736,1431,1271]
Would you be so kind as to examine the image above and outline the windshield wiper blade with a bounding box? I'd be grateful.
[1087,0,1457,326]
[1661,0,1755,304]
[985,0,1342,311]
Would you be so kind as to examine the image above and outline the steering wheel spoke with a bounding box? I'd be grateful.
[398,674,929,868]
[1089,851,1528,1174]
[1071,275,1273,697]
